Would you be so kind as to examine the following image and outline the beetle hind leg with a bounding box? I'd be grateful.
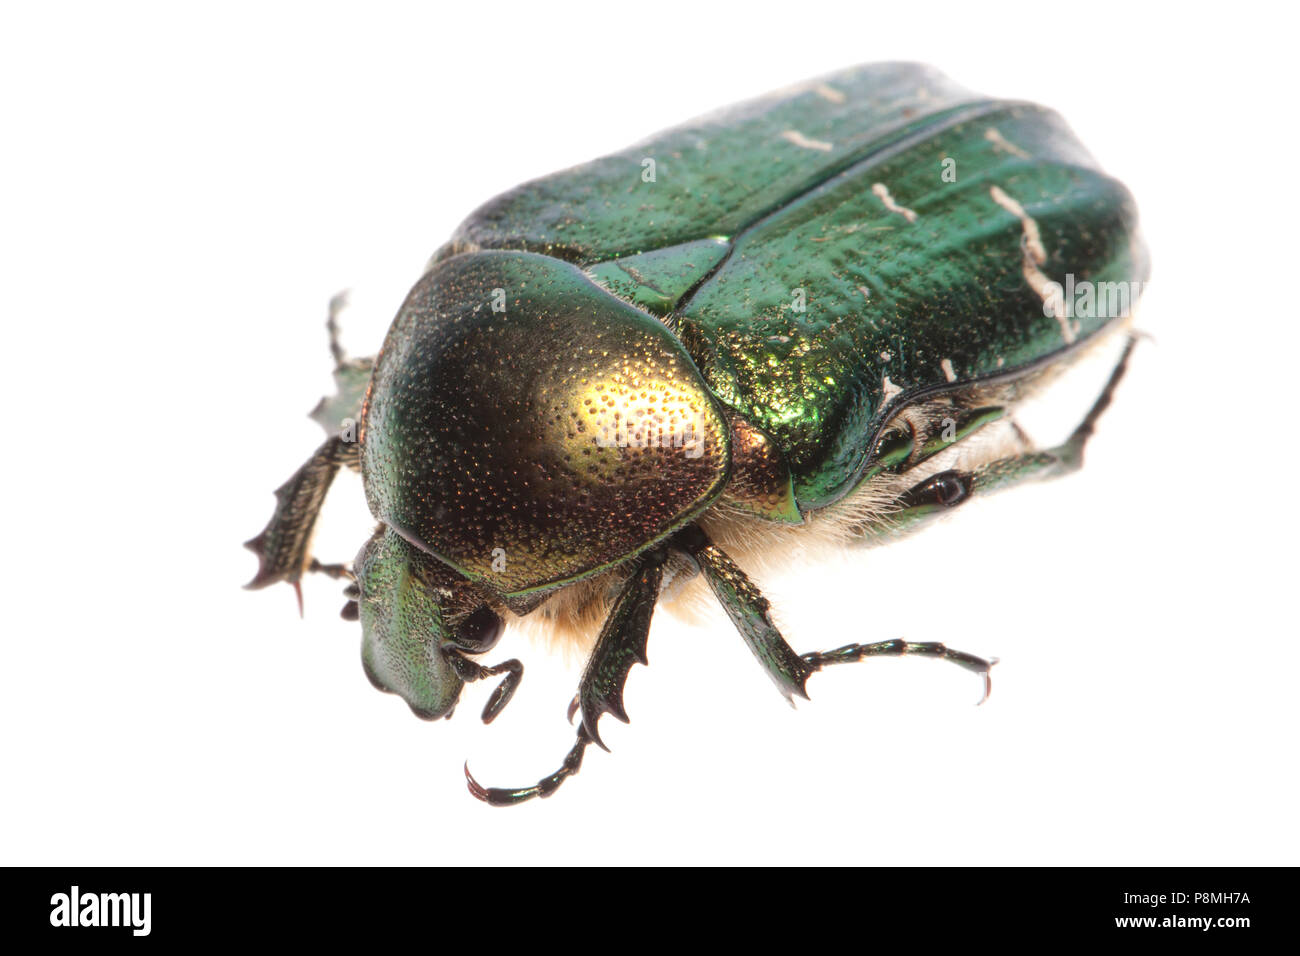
[806,337,1142,699]
[881,335,1139,535]
[978,333,1138,487]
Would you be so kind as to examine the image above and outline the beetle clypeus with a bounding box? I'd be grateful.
[246,63,1147,805]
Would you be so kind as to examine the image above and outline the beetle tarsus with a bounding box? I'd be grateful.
[802,639,998,703]
[464,726,594,807]
[1061,334,1139,464]
[326,290,351,369]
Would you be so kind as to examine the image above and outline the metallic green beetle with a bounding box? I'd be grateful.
[247,63,1147,805]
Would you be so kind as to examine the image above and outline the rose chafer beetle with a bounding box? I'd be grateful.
[247,63,1147,805]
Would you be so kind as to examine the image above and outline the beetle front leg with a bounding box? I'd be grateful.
[325,291,350,369]
[464,551,665,806]
[246,295,376,610]
[244,435,360,612]
[465,727,595,807]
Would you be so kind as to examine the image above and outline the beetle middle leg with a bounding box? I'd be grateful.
[674,524,814,703]
[674,525,995,703]
[803,640,998,704]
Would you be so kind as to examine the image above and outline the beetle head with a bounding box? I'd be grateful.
[348,525,504,720]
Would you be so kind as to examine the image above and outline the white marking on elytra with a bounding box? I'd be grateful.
[940,358,957,382]
[813,83,846,104]
[990,184,1075,345]
[881,374,903,405]
[871,183,918,223]
[989,186,1046,263]
[780,129,833,152]
[985,127,1030,159]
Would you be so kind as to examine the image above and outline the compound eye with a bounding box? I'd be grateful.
[454,605,505,653]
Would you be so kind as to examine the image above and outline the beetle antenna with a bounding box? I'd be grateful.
[464,726,593,807]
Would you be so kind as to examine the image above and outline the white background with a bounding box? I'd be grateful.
[3,1,1296,865]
